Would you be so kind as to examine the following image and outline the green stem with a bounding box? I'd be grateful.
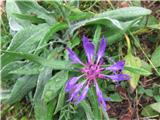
[125,34,132,54]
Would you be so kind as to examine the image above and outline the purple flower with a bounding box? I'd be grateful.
[106,60,125,72]
[65,35,130,110]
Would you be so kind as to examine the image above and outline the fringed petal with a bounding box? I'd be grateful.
[66,47,83,65]
[106,60,125,71]
[68,81,86,102]
[97,37,107,64]
[83,35,95,63]
[105,74,130,82]
[95,82,107,110]
[75,84,89,104]
[65,76,81,92]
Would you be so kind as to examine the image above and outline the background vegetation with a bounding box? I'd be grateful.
[1,0,160,120]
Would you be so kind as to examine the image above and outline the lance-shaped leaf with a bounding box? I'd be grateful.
[124,53,141,92]
[42,70,68,103]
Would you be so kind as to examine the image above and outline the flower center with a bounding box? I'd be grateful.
[82,64,102,80]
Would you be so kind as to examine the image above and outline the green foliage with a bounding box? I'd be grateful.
[124,65,151,76]
[13,13,46,24]
[96,7,151,21]
[42,70,68,103]
[88,87,101,120]
[33,67,54,120]
[1,1,159,119]
[7,76,37,104]
[124,53,142,91]
[141,102,160,117]
[93,25,102,51]
[151,46,160,68]
[1,50,70,69]
[15,0,54,24]
[110,93,122,102]
[54,88,65,115]
[80,101,95,120]
[9,64,40,75]
[34,100,56,120]
[1,24,50,66]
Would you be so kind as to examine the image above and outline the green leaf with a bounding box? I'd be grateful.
[68,11,93,21]
[1,50,46,67]
[124,65,151,76]
[151,46,160,67]
[44,59,71,70]
[34,52,60,120]
[65,4,94,21]
[93,25,102,51]
[141,105,158,117]
[110,93,122,102]
[154,95,160,102]
[106,18,140,44]
[8,24,49,52]
[35,22,68,52]
[68,17,123,36]
[15,0,54,24]
[6,0,30,28]
[9,64,40,75]
[1,51,70,70]
[80,101,94,120]
[150,102,160,113]
[34,67,53,102]
[2,22,68,66]
[141,102,160,117]
[145,89,153,97]
[148,24,160,30]
[34,100,56,120]
[54,88,65,115]
[88,87,101,120]
[141,60,152,73]
[96,7,151,21]
[71,37,80,48]
[13,13,46,24]
[138,86,145,94]
[1,24,50,66]
[101,107,110,120]
[1,61,23,80]
[68,16,139,45]
[34,67,55,120]
[7,76,37,104]
[139,15,159,29]
[124,54,141,91]
[0,90,11,101]
[42,70,68,103]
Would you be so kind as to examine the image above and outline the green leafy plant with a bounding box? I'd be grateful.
[1,1,159,120]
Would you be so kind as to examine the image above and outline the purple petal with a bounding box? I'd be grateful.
[75,84,89,104]
[65,76,81,92]
[104,97,112,101]
[106,60,125,71]
[66,47,83,65]
[105,74,130,82]
[68,81,86,102]
[97,37,107,64]
[83,35,95,63]
[95,82,107,110]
